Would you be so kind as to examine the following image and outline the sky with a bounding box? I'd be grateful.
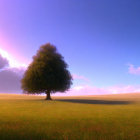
[0,0,140,95]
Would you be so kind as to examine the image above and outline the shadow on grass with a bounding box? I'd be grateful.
[56,99,133,105]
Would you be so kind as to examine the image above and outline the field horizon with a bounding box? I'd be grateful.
[0,93,140,140]
[1,92,140,97]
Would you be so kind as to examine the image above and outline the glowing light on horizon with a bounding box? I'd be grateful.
[0,48,27,68]
[73,86,84,90]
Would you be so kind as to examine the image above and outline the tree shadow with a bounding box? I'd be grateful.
[56,99,133,105]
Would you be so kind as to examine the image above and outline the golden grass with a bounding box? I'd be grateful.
[0,93,140,140]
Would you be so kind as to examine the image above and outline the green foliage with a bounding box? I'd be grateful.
[21,43,72,94]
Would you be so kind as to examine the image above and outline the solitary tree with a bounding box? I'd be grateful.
[21,43,72,100]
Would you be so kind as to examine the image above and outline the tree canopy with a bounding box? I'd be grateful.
[21,43,72,100]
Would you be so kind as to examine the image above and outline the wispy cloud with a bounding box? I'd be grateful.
[55,85,140,96]
[108,85,140,94]
[72,74,90,82]
[128,64,140,75]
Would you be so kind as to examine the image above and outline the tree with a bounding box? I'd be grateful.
[21,43,72,100]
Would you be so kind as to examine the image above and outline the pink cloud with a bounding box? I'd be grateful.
[54,85,140,96]
[128,64,140,75]
[72,74,90,82]
[108,85,140,94]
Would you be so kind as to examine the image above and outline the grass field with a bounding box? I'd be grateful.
[0,93,140,140]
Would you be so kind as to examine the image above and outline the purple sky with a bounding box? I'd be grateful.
[0,0,140,95]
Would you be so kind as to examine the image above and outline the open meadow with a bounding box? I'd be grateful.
[0,93,140,140]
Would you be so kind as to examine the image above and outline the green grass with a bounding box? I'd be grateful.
[0,93,140,140]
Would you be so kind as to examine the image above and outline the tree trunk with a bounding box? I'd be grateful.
[45,90,52,100]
